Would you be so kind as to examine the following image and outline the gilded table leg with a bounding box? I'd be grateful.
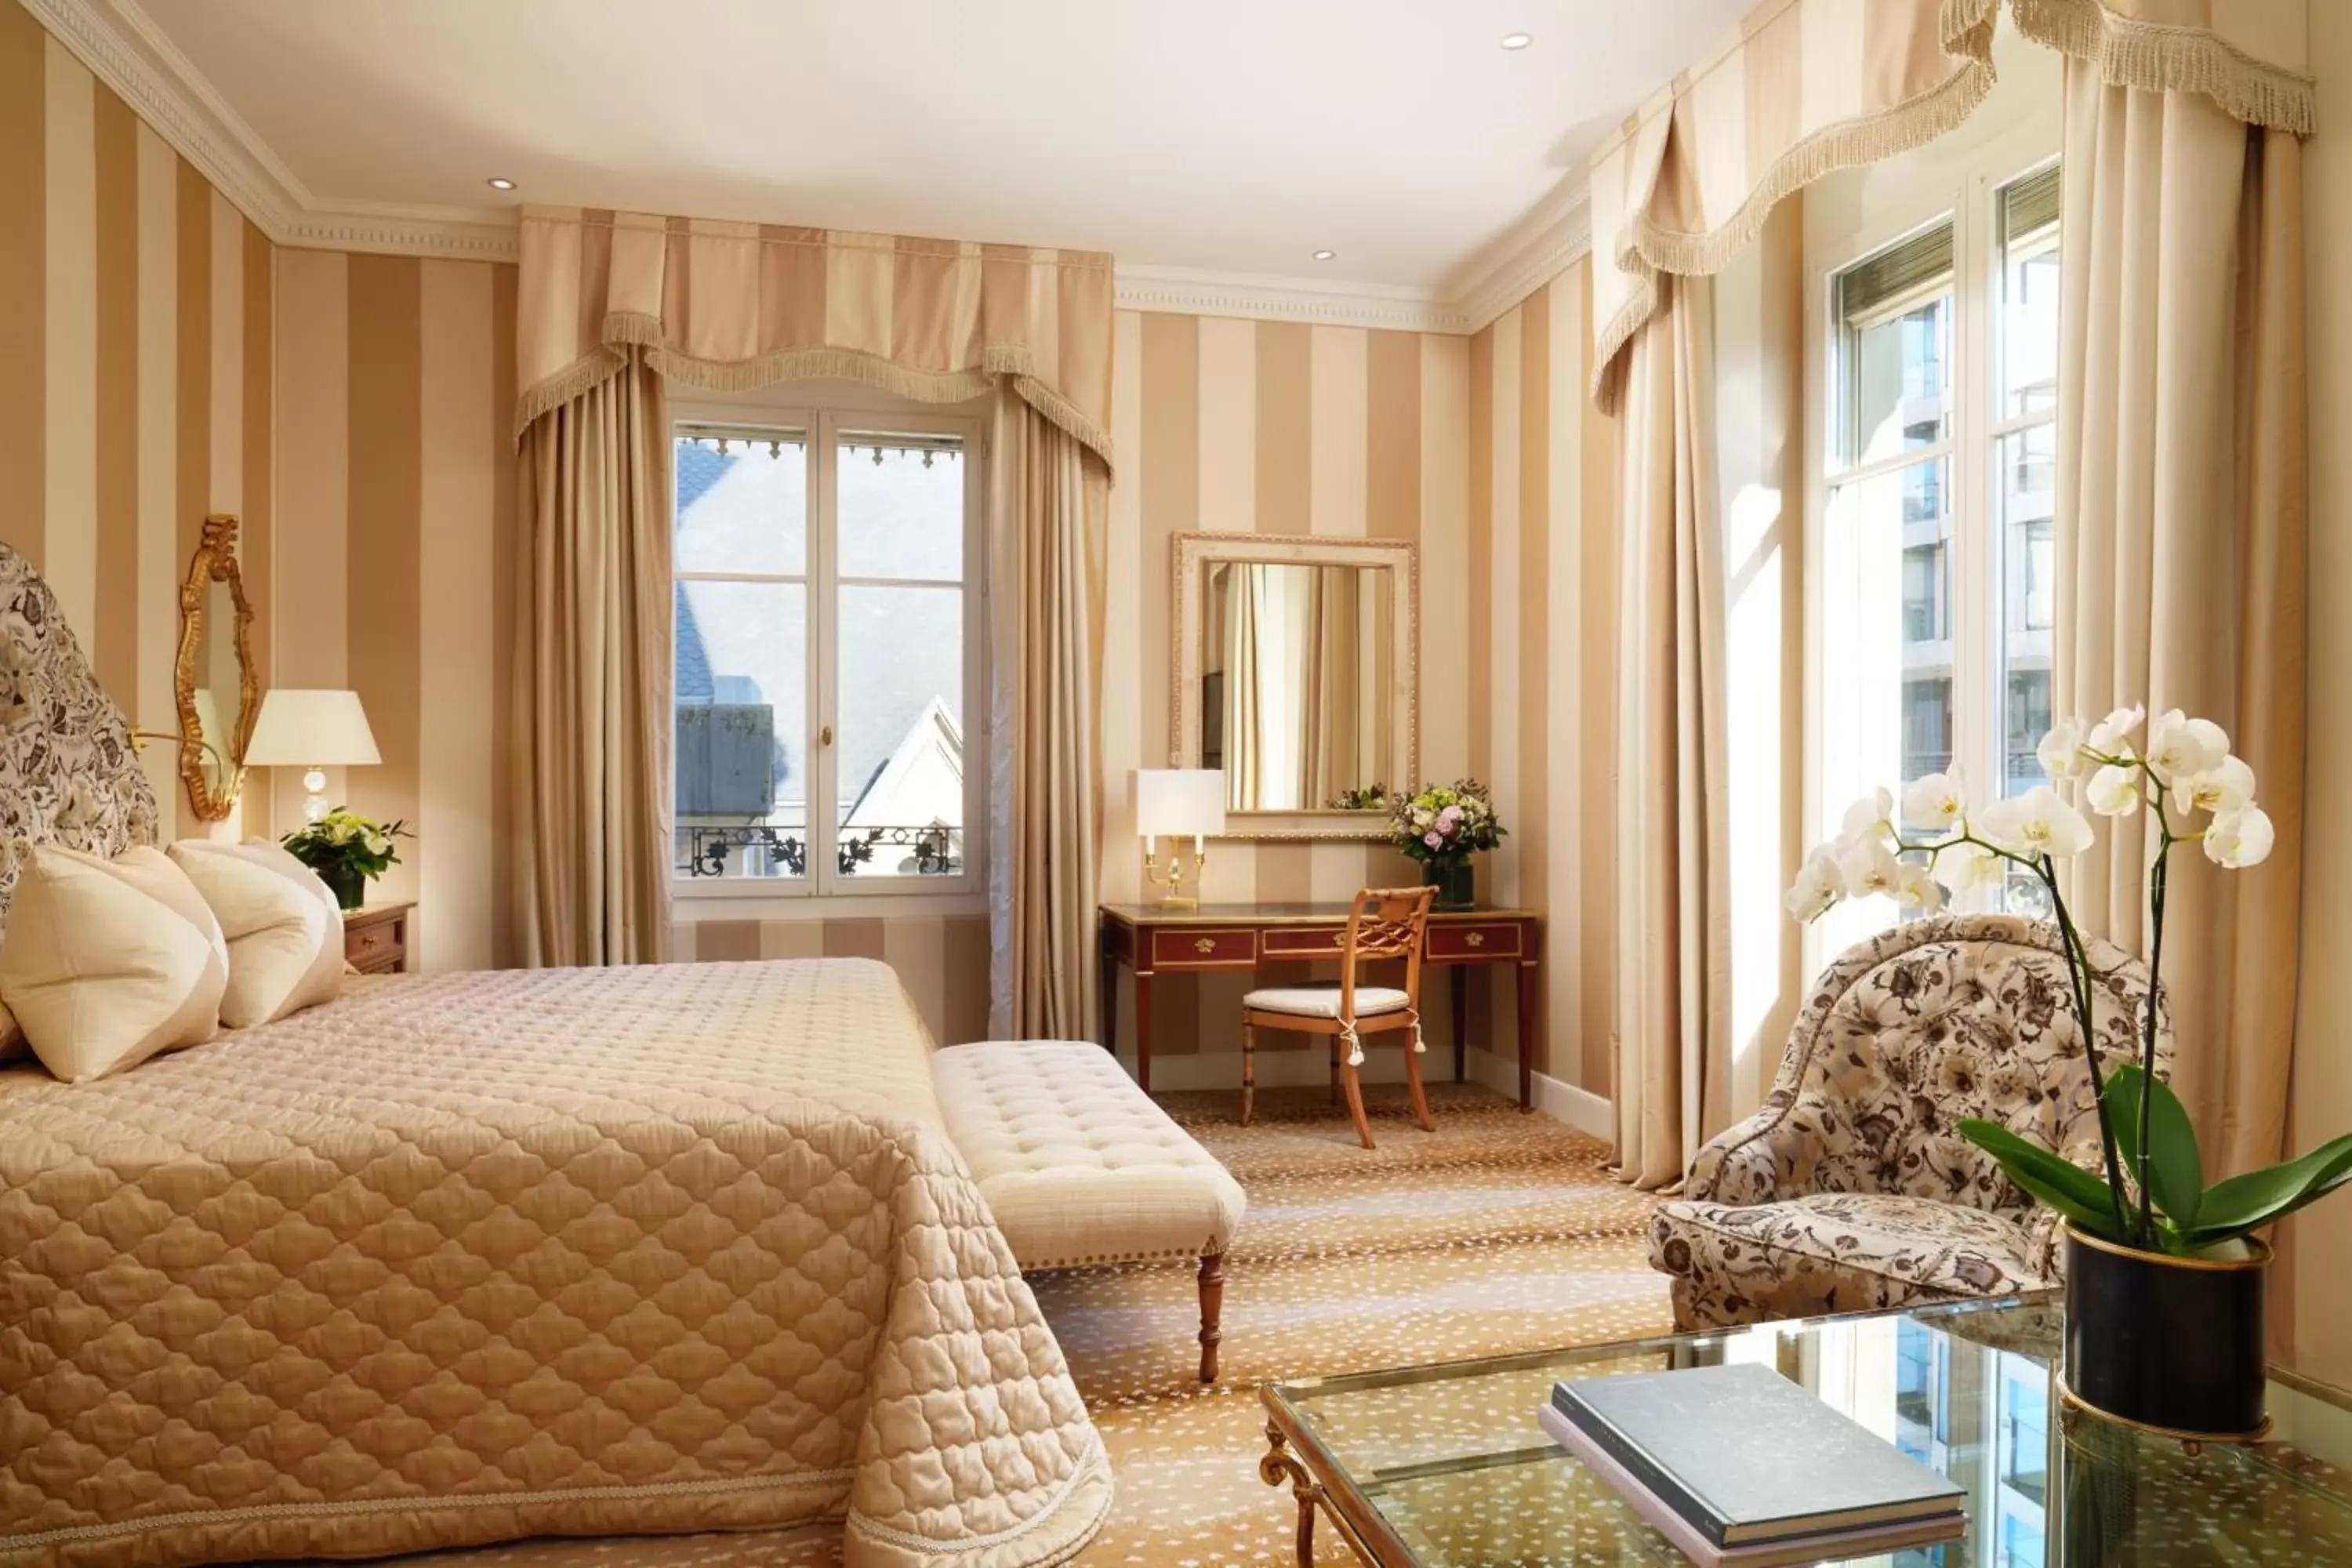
[1261,1421,1319,1567]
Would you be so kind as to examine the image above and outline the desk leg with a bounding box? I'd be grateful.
[1099,942,1118,1050]
[1134,970,1155,1092]
[1451,967,1468,1085]
[1515,960,1537,1111]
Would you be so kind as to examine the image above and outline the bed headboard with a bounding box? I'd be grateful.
[0,540,158,941]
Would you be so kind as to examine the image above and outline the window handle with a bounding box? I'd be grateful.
[820,725,833,746]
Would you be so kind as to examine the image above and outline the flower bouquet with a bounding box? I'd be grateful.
[1389,781,1504,909]
[282,807,409,912]
[1788,705,2347,1438]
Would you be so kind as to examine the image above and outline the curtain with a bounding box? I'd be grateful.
[1223,566,1265,810]
[2052,57,2307,1176]
[515,211,1113,463]
[1589,0,1994,411]
[514,352,673,966]
[1609,276,1734,1190]
[1299,565,1363,810]
[515,211,1116,1019]
[987,393,1109,1040]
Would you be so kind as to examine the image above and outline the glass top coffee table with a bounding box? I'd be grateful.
[1259,1295,2352,1566]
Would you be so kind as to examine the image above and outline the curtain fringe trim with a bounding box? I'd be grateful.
[1589,50,1997,412]
[514,325,1115,470]
[2002,0,2314,137]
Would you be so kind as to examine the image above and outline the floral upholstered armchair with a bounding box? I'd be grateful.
[1649,913,2167,1330]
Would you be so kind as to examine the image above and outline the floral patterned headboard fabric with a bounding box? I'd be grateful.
[0,541,158,942]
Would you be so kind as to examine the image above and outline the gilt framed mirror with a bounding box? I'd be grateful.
[1171,532,1416,840]
[173,513,258,822]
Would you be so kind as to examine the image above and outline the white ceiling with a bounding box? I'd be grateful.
[110,0,1748,311]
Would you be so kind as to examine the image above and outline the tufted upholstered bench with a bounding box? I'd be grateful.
[934,1040,1247,1381]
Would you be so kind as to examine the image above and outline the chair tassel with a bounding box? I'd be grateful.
[1342,1022,1365,1068]
[1407,1009,1426,1054]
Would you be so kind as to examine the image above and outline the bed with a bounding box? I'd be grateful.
[0,542,1110,1568]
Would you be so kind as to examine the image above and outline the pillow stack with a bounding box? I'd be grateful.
[0,845,230,1083]
[166,840,346,1027]
[0,839,346,1083]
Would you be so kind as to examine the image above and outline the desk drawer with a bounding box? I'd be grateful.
[1262,926,1348,958]
[1427,923,1523,960]
[1151,927,1259,968]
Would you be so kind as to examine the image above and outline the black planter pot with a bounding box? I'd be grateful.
[2063,1226,2270,1441]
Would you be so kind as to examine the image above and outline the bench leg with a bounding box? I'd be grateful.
[1198,1251,1226,1383]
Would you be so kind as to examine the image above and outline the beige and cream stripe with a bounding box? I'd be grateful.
[274,251,518,971]
[0,11,276,851]
[1102,311,1497,1075]
[1463,259,1619,1093]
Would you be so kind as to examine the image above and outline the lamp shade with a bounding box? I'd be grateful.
[244,689,382,767]
[1134,769,1226,838]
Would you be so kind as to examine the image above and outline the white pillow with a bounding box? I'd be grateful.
[167,839,345,1028]
[0,845,227,1083]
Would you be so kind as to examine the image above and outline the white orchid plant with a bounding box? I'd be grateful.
[1788,705,2352,1259]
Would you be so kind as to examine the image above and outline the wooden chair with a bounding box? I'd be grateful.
[1240,886,1437,1149]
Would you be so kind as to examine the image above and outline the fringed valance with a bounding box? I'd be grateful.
[516,209,1116,469]
[1955,0,2313,136]
[1588,0,2311,412]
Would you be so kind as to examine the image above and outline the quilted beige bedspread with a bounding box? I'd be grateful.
[0,958,1109,1568]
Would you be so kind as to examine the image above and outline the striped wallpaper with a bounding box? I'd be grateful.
[271,248,517,974]
[1101,275,1618,1093]
[0,10,272,846]
[1,0,1632,1087]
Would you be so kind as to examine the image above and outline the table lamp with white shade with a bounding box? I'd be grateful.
[1135,768,1226,908]
[244,689,381,823]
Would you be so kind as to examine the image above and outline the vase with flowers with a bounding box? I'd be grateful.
[281,808,410,912]
[1389,781,1505,909]
[1788,705,2349,1440]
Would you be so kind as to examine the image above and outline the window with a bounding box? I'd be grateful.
[672,408,984,896]
[1814,159,2061,949]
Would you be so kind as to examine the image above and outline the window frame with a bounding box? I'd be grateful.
[1802,129,2061,978]
[670,393,989,913]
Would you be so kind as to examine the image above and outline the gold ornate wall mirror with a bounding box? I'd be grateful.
[1171,532,1417,840]
[174,514,258,821]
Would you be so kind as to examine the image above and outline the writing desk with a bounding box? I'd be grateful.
[1098,902,1544,1106]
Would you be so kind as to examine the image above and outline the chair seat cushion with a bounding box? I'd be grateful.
[1648,1192,2056,1330]
[1242,982,1410,1018]
[935,1040,1246,1269]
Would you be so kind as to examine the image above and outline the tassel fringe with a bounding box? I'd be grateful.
[1591,52,1996,412]
[2003,0,2314,137]
[515,325,1116,470]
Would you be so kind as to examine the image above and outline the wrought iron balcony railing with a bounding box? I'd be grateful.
[677,823,962,879]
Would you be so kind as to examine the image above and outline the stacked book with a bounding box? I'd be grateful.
[1537,1363,1968,1567]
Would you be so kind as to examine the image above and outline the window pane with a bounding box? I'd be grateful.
[1820,456,1951,950]
[674,580,807,879]
[837,434,964,580]
[837,584,964,878]
[674,431,807,575]
[1998,169,2061,419]
[1998,423,2058,917]
[1838,249,1952,467]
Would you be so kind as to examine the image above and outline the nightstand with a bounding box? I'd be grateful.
[343,902,416,975]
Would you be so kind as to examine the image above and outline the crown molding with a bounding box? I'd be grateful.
[279,201,523,261]
[1446,181,1595,333]
[31,0,1596,332]
[1111,265,1466,334]
[27,0,299,237]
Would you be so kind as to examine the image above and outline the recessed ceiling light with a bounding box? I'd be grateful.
[486,176,517,191]
[1312,249,1336,261]
[1500,31,1534,49]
